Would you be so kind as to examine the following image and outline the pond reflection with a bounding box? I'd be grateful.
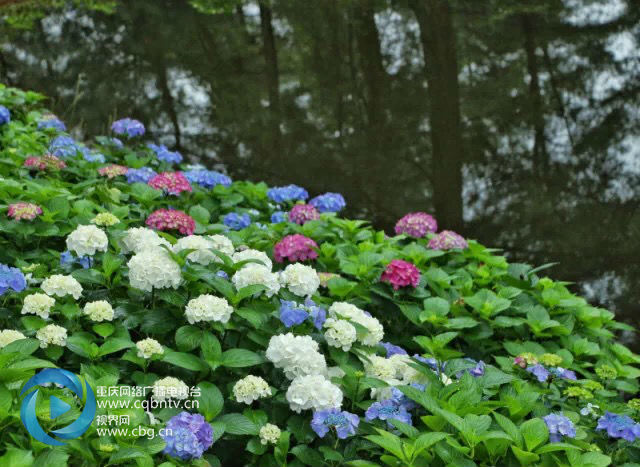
[1,0,639,345]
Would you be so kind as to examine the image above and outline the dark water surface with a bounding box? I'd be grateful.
[1,1,639,344]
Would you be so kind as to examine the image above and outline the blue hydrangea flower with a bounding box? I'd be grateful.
[216,270,229,279]
[310,192,346,213]
[148,143,183,164]
[162,412,214,461]
[305,298,326,330]
[543,413,576,442]
[365,399,412,427]
[49,136,81,158]
[267,184,308,204]
[112,118,145,138]
[311,408,359,439]
[279,300,309,328]
[60,251,91,269]
[596,412,640,442]
[413,354,446,373]
[126,167,157,184]
[81,148,106,163]
[456,359,485,378]
[526,364,550,383]
[550,367,577,381]
[0,264,26,295]
[0,105,10,125]
[37,115,66,131]
[223,212,251,230]
[105,137,124,148]
[271,211,288,223]
[184,170,232,189]
[381,342,407,358]
[390,384,425,411]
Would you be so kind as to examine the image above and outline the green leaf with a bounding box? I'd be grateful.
[189,205,210,224]
[220,349,265,368]
[0,448,34,467]
[291,445,325,466]
[93,323,115,338]
[234,284,267,304]
[327,277,357,298]
[175,326,204,352]
[162,351,208,372]
[511,445,539,466]
[197,382,224,421]
[97,338,134,357]
[520,418,548,452]
[34,450,69,467]
[217,413,259,435]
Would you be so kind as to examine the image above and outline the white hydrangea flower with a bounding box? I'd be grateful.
[36,324,67,348]
[327,366,346,380]
[388,354,427,385]
[364,355,399,382]
[22,293,55,319]
[323,318,357,351]
[207,234,235,257]
[152,377,189,401]
[280,263,320,297]
[173,235,219,265]
[41,274,83,300]
[127,248,182,292]
[259,424,281,445]
[233,375,272,404]
[66,224,108,257]
[232,249,272,270]
[266,333,327,379]
[136,338,164,359]
[328,302,384,346]
[286,374,343,413]
[121,227,170,254]
[232,264,280,297]
[0,329,26,348]
[184,294,234,324]
[83,300,114,322]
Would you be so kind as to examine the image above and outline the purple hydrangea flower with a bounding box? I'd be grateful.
[365,399,412,427]
[0,264,26,295]
[126,167,157,184]
[550,367,577,381]
[112,118,145,138]
[543,413,576,442]
[223,212,251,230]
[148,143,183,164]
[162,412,214,460]
[526,364,550,383]
[311,408,359,439]
[279,300,309,328]
[309,192,346,213]
[183,170,231,189]
[305,298,326,330]
[0,105,10,125]
[381,342,408,358]
[37,115,66,131]
[596,412,640,442]
[267,184,309,204]
[271,211,288,223]
[49,136,81,158]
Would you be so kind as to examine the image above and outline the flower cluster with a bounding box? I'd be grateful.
[148,143,183,164]
[274,234,318,263]
[428,230,468,250]
[0,329,26,348]
[127,248,182,292]
[24,154,66,171]
[380,259,420,290]
[162,412,214,460]
[328,302,384,346]
[136,338,164,359]
[37,114,66,131]
[543,413,576,442]
[394,212,437,238]
[288,204,320,225]
[173,235,220,265]
[184,294,234,324]
[153,377,189,401]
[310,192,346,213]
[270,211,288,223]
[286,374,343,413]
[36,324,67,348]
[41,274,82,299]
[311,408,359,439]
[183,169,232,188]
[0,105,10,125]
[232,249,272,269]
[60,251,91,269]
[366,399,412,427]
[83,300,114,322]
[280,263,320,297]
[323,318,357,351]
[22,293,55,319]
[148,172,192,195]
[267,184,309,203]
[91,212,120,226]
[8,202,42,221]
[146,209,196,235]
[266,333,327,379]
[120,227,171,254]
[66,225,109,257]
[233,375,272,404]
[126,167,156,184]
[98,164,128,179]
[112,118,145,138]
[49,136,81,158]
[232,264,281,297]
[223,212,251,230]
[259,424,281,445]
[596,412,640,442]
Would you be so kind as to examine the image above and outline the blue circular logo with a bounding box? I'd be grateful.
[20,368,96,446]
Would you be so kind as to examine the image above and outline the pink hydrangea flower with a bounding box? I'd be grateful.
[98,164,128,179]
[274,234,318,263]
[8,202,42,221]
[148,172,192,195]
[288,204,320,225]
[23,154,66,171]
[428,230,468,250]
[394,212,437,238]
[146,209,195,235]
[380,259,420,290]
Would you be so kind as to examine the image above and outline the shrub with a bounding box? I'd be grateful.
[0,83,638,467]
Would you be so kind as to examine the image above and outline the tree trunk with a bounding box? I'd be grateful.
[410,0,464,232]
[154,57,182,150]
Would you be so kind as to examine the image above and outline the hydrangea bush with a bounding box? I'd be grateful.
[0,84,639,467]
